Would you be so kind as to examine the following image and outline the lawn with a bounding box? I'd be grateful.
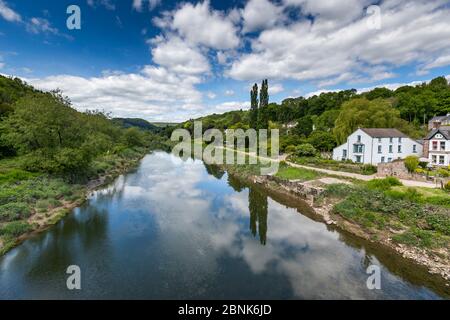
[275,165,321,181]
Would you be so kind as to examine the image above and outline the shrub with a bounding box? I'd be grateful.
[0,169,36,184]
[404,156,419,173]
[324,183,355,198]
[415,168,425,174]
[437,168,450,178]
[0,202,31,222]
[0,221,33,237]
[361,164,377,175]
[367,177,402,190]
[445,181,450,191]
[284,145,297,154]
[295,144,317,157]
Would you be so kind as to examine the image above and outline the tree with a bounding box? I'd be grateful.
[333,98,417,144]
[293,116,313,137]
[295,143,317,157]
[307,131,336,152]
[404,156,419,173]
[123,127,145,147]
[250,83,259,129]
[258,79,269,129]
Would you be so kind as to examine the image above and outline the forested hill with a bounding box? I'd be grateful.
[0,75,159,180]
[113,118,158,132]
[179,76,450,150]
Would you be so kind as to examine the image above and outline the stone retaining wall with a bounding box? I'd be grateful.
[252,175,325,202]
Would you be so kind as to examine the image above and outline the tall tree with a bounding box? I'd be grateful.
[250,83,259,129]
[258,79,269,129]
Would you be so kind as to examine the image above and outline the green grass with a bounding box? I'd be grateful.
[0,221,33,237]
[0,202,31,222]
[288,156,377,175]
[0,169,38,184]
[327,182,450,249]
[275,165,320,181]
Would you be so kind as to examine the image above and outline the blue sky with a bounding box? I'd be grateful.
[1,0,450,122]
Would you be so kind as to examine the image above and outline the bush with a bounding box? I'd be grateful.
[0,202,31,222]
[367,177,402,190]
[284,145,296,154]
[404,156,419,173]
[361,164,377,175]
[0,221,33,237]
[0,169,36,184]
[445,181,450,191]
[295,144,317,157]
[415,168,425,174]
[437,168,450,178]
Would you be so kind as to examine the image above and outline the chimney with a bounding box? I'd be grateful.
[432,120,441,129]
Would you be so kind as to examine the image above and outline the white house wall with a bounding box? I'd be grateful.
[332,129,423,165]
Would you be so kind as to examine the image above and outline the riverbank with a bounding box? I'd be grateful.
[219,161,450,283]
[0,146,152,256]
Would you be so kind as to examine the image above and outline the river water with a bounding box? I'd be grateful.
[0,152,448,299]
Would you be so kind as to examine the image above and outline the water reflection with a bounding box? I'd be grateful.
[249,187,268,245]
[0,152,448,299]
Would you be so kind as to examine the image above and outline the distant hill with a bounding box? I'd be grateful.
[150,122,179,128]
[113,118,158,132]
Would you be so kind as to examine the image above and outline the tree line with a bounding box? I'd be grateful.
[177,76,450,153]
[0,75,156,180]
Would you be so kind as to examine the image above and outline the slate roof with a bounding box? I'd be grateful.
[424,128,450,140]
[430,115,450,123]
[360,128,408,138]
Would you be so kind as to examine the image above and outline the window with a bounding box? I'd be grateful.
[378,145,382,154]
[389,145,393,153]
[378,138,382,143]
[398,137,402,143]
[353,144,363,153]
[388,158,392,162]
[413,145,417,153]
[355,155,362,163]
[342,149,347,159]
[357,135,361,143]
[381,157,385,163]
[432,141,438,151]
[389,137,393,143]
[398,145,402,153]
[432,155,437,164]
[441,141,446,151]
[439,156,445,165]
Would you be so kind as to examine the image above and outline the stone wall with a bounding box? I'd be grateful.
[252,175,325,202]
[377,159,430,181]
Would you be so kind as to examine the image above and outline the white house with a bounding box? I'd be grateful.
[332,128,423,165]
[423,128,450,166]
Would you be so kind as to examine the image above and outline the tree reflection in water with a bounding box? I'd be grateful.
[249,186,268,245]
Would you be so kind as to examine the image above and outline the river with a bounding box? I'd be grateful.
[0,152,448,299]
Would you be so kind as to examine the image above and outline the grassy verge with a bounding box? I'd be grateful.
[275,163,322,181]
[0,146,151,256]
[288,156,377,175]
[322,178,450,251]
